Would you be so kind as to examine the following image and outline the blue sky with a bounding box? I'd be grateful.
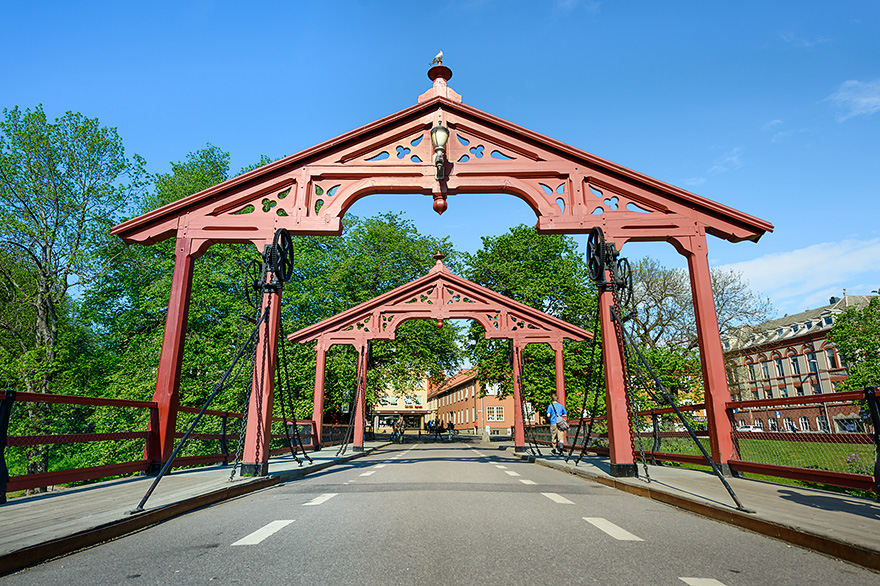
[3,1,879,318]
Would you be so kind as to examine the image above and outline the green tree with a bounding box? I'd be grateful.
[828,292,880,390]
[462,225,598,416]
[0,105,142,480]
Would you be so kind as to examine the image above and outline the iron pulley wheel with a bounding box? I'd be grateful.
[615,257,634,308]
[272,228,294,283]
[587,227,606,284]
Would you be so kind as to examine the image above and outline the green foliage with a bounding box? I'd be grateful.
[462,225,598,416]
[829,292,880,390]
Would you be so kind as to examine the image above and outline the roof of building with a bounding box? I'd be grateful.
[428,367,477,399]
[722,294,874,353]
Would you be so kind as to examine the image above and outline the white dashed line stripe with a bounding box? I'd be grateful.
[360,470,376,476]
[303,493,338,506]
[542,492,574,504]
[504,470,521,477]
[375,464,387,468]
[679,579,727,586]
[231,520,294,546]
[519,479,537,485]
[495,465,507,469]
[583,517,643,541]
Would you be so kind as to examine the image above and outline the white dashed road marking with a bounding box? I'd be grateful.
[495,465,507,469]
[231,520,294,546]
[519,479,537,485]
[542,492,574,504]
[679,579,727,586]
[583,517,643,541]
[360,470,376,476]
[504,470,521,477]
[303,493,338,506]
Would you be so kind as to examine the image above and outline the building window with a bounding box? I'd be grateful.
[790,355,801,375]
[747,363,757,381]
[486,406,504,422]
[825,348,838,369]
[795,386,804,396]
[811,384,821,395]
[780,387,788,398]
[764,388,773,399]
[761,361,770,380]
[754,418,764,430]
[807,352,818,373]
[783,417,795,431]
[817,415,830,433]
[799,416,811,431]
[415,396,423,406]
[775,358,784,377]
[768,418,779,431]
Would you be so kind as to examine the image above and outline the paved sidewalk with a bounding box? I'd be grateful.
[505,443,880,572]
[0,441,388,575]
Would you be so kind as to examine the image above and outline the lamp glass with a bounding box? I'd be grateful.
[431,125,449,149]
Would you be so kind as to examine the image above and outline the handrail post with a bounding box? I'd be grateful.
[650,409,661,466]
[1,390,16,504]
[220,413,229,466]
[862,386,880,501]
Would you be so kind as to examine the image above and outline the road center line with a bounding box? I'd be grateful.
[542,492,574,504]
[583,517,643,541]
[679,579,727,586]
[231,520,294,546]
[303,493,338,506]
[519,479,537,485]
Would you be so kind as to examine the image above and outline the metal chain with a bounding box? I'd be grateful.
[606,247,650,481]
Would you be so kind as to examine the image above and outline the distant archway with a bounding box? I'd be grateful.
[287,255,591,451]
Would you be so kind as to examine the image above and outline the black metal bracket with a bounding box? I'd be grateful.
[863,386,880,501]
[0,389,16,504]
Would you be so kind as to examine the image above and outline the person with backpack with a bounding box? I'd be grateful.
[547,392,568,454]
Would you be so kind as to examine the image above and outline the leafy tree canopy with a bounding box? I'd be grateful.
[828,292,880,391]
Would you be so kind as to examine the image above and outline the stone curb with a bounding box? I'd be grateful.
[0,444,386,577]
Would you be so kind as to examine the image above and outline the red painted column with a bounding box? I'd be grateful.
[552,341,566,406]
[511,342,526,451]
[552,341,567,445]
[311,339,328,449]
[352,343,367,451]
[599,286,636,476]
[241,276,282,476]
[676,234,736,470]
[148,237,204,468]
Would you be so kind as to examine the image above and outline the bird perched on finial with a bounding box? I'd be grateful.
[430,51,443,66]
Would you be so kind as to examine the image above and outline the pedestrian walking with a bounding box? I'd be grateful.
[547,392,567,454]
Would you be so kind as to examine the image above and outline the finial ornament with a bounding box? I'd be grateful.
[431,51,443,66]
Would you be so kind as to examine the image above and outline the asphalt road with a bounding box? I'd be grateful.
[4,441,876,585]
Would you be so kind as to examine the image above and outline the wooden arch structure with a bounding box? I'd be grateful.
[287,255,592,452]
[111,64,772,477]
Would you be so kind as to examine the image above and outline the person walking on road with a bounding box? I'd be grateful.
[448,420,455,441]
[547,392,567,454]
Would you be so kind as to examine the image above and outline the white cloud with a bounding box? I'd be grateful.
[708,147,744,175]
[828,79,880,121]
[761,119,783,131]
[719,239,880,314]
[780,31,830,49]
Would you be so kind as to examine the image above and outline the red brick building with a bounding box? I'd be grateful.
[723,294,873,433]
[428,369,515,436]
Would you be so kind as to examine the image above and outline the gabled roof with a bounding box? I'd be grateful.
[111,67,772,248]
[287,257,592,347]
